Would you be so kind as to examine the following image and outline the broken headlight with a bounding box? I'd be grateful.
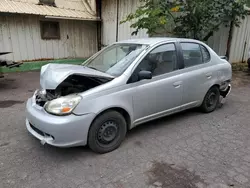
[45,95,82,115]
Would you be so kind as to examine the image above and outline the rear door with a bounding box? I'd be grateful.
[177,42,215,109]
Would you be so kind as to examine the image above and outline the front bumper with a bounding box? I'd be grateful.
[26,98,95,147]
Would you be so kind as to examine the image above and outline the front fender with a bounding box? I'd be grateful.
[73,91,134,123]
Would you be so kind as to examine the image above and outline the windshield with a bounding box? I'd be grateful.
[83,43,148,77]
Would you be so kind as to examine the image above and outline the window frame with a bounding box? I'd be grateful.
[40,21,60,40]
[179,41,211,69]
[127,42,182,84]
[199,44,211,63]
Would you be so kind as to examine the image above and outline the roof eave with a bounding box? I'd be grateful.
[0,11,100,21]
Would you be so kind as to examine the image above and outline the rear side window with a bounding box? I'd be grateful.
[181,43,203,68]
[200,45,211,63]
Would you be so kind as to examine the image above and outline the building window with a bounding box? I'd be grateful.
[39,0,55,6]
[40,21,60,40]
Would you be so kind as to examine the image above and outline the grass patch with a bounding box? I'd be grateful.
[1,58,86,73]
[231,62,248,72]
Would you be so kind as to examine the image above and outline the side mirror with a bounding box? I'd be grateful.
[220,56,228,61]
[138,70,152,81]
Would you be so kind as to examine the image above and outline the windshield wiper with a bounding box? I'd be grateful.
[87,66,98,70]
[86,66,106,74]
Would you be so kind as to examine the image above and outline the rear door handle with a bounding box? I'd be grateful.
[206,73,212,79]
[173,81,182,88]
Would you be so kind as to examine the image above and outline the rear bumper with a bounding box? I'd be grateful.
[220,84,231,98]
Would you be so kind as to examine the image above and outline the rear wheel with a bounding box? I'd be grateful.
[200,86,220,113]
[88,111,127,154]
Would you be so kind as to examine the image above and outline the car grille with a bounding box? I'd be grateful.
[30,123,54,139]
[35,99,46,107]
[35,90,55,107]
[35,92,46,107]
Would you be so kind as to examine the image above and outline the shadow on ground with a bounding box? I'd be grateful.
[0,100,24,108]
[0,78,18,90]
[127,108,200,139]
[33,104,230,159]
[25,108,201,161]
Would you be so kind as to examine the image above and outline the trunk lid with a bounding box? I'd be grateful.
[40,63,114,89]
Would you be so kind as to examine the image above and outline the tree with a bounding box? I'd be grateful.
[121,0,248,42]
[247,0,250,7]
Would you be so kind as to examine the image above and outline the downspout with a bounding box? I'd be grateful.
[225,20,234,61]
[96,0,102,50]
[116,0,119,42]
[242,41,247,63]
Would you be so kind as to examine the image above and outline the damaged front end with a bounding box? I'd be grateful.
[35,63,114,108]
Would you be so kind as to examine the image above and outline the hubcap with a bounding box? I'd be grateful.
[206,92,216,107]
[97,121,118,144]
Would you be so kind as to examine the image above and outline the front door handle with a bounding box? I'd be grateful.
[173,81,182,88]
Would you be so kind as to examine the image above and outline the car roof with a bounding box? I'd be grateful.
[116,37,201,46]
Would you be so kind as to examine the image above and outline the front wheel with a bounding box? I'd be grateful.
[200,86,220,113]
[88,111,127,154]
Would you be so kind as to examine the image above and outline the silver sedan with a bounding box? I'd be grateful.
[26,38,232,153]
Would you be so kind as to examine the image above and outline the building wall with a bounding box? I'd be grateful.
[101,0,229,56]
[101,0,148,46]
[117,0,148,41]
[101,0,117,46]
[0,14,97,61]
[101,0,250,63]
[207,26,230,57]
[229,15,250,63]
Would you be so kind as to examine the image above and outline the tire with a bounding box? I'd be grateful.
[88,110,127,154]
[200,86,220,113]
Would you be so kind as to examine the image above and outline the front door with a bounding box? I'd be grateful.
[129,43,183,125]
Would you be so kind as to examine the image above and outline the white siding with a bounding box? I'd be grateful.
[117,0,148,41]
[207,26,230,56]
[101,0,117,46]
[101,0,148,46]
[229,15,250,63]
[101,0,250,62]
[101,0,229,57]
[0,14,97,61]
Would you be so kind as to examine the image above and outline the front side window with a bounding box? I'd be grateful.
[181,43,203,68]
[129,43,177,82]
[83,43,148,77]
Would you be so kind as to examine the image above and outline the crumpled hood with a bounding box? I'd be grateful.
[40,63,114,89]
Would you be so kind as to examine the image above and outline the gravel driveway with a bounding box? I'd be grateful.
[0,71,250,188]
